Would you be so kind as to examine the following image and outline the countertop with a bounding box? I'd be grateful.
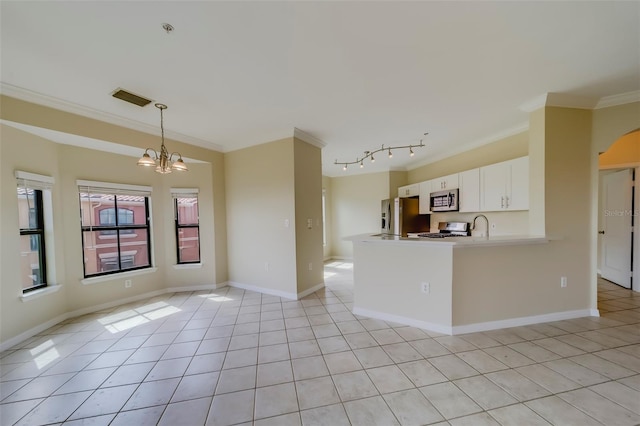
[346,233,551,248]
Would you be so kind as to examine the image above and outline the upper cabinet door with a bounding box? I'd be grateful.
[431,173,459,192]
[507,156,529,211]
[480,162,509,211]
[480,156,529,212]
[459,169,480,212]
[398,183,420,198]
[418,180,432,214]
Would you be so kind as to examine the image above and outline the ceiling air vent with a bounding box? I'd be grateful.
[111,88,152,107]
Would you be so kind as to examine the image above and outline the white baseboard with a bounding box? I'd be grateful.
[165,283,226,293]
[0,283,226,352]
[326,256,353,262]
[68,290,167,320]
[298,282,325,299]
[227,281,298,301]
[0,313,70,353]
[353,306,453,335]
[451,309,597,335]
[352,306,599,336]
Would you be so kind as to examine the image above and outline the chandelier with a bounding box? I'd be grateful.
[334,133,427,170]
[137,103,188,174]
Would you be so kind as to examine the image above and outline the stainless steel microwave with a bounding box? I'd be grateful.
[430,189,459,212]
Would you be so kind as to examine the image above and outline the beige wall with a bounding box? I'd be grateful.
[544,107,594,310]
[452,242,593,327]
[593,102,640,154]
[225,138,297,294]
[224,136,324,297]
[407,132,529,183]
[1,126,69,343]
[1,123,220,344]
[353,242,453,327]
[329,172,392,259]
[322,175,332,260]
[293,138,324,294]
[388,171,408,197]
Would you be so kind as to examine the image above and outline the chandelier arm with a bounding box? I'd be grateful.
[144,148,159,160]
[168,152,184,161]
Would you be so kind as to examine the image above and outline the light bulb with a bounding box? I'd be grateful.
[410,148,414,157]
[388,149,393,158]
[371,155,375,163]
[343,164,347,171]
[360,160,364,168]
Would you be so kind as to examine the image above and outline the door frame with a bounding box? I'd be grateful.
[598,166,639,292]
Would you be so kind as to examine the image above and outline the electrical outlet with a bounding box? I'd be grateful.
[421,282,430,294]
[308,262,313,271]
[307,219,313,229]
[125,279,132,288]
[561,277,567,288]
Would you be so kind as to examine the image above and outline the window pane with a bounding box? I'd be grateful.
[20,234,44,289]
[83,230,119,275]
[177,197,199,225]
[178,228,200,263]
[17,188,37,229]
[80,193,115,227]
[116,195,147,225]
[121,230,149,269]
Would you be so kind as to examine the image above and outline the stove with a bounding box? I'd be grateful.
[416,221,471,238]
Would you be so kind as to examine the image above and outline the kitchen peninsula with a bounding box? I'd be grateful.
[347,234,597,335]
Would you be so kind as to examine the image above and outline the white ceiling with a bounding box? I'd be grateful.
[1,1,639,176]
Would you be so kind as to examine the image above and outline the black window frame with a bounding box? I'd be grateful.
[19,189,47,293]
[174,196,201,264]
[80,193,152,278]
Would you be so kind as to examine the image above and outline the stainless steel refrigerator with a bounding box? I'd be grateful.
[381,197,430,237]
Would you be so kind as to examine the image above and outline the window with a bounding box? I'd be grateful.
[99,208,135,235]
[172,189,200,264]
[78,181,152,278]
[18,188,46,291]
[16,171,54,293]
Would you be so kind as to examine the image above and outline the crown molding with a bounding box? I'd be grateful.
[519,92,599,112]
[0,82,224,152]
[545,92,598,109]
[293,127,326,149]
[408,122,530,171]
[520,90,638,112]
[518,94,549,112]
[595,90,640,109]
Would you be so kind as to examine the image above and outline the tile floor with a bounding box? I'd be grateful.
[1,263,640,425]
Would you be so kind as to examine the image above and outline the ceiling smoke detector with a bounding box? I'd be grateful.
[111,88,153,107]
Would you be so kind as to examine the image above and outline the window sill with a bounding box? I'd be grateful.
[173,263,203,270]
[81,267,158,285]
[21,284,62,302]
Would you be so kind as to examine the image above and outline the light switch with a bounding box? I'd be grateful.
[307,219,313,229]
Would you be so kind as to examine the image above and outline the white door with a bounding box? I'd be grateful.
[600,169,633,288]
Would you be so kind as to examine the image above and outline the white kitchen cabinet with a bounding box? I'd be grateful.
[480,156,529,211]
[459,168,480,212]
[398,183,420,198]
[431,173,459,192]
[418,180,433,214]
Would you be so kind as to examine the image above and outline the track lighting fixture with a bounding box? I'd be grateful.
[334,133,427,170]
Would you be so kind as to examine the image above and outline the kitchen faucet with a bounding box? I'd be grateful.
[472,214,489,238]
